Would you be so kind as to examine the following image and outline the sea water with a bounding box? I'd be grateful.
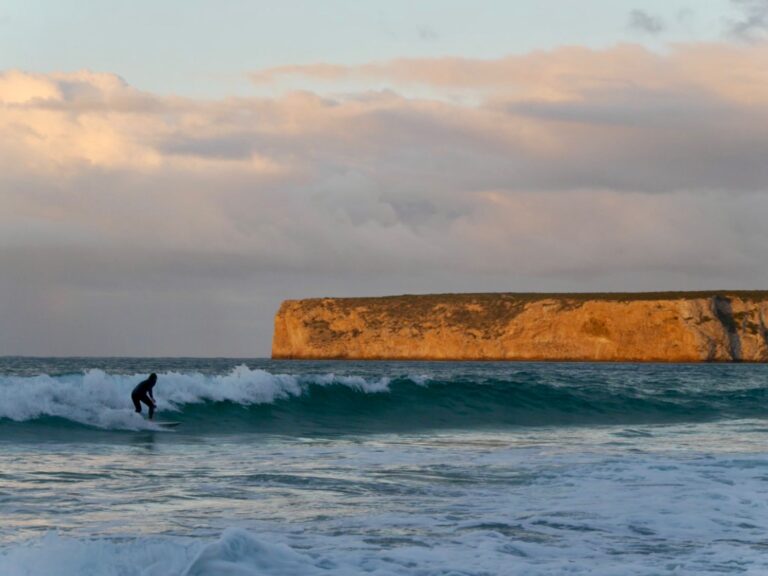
[1,358,767,575]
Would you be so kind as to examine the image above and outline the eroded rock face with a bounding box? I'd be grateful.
[271,292,768,362]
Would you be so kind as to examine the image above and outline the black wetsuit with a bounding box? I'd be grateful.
[132,376,156,419]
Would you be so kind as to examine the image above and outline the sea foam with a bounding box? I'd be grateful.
[0,529,327,576]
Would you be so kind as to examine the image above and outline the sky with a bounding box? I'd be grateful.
[2,0,768,356]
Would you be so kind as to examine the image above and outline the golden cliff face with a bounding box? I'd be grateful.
[272,292,768,362]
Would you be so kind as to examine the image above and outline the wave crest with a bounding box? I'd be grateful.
[0,365,393,430]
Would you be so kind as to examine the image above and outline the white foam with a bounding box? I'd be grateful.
[183,528,326,576]
[2,434,768,575]
[0,366,393,430]
[0,529,326,576]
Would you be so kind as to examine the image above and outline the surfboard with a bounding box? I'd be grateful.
[155,421,181,428]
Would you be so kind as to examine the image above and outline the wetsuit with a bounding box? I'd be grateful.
[132,376,156,419]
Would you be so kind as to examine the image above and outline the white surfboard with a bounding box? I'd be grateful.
[155,421,181,428]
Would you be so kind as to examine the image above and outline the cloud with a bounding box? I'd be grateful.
[250,44,768,105]
[627,9,665,34]
[3,42,768,354]
[418,26,439,41]
[728,0,768,40]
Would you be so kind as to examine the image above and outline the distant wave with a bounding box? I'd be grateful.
[0,365,766,434]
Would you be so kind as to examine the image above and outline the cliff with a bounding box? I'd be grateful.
[271,292,768,362]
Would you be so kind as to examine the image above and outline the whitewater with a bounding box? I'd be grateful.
[1,358,768,575]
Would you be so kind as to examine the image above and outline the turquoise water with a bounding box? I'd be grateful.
[1,359,767,575]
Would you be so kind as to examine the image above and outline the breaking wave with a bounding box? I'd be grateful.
[0,364,766,435]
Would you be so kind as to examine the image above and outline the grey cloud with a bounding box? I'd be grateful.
[4,186,768,356]
[728,0,768,40]
[160,134,257,160]
[498,90,768,194]
[627,9,665,34]
[5,186,768,356]
[418,26,439,41]
[505,89,722,128]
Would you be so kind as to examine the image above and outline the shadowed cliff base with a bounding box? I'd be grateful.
[272,292,768,362]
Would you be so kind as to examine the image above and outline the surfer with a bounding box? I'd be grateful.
[132,373,157,420]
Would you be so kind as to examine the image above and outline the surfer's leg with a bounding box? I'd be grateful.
[132,394,142,414]
[140,395,155,420]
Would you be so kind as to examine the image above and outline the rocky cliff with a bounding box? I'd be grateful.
[272,292,768,362]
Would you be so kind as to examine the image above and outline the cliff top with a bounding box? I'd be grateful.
[284,291,768,307]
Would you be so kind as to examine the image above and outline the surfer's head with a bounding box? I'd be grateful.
[148,373,157,385]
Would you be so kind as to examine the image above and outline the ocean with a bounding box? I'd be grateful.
[1,358,767,575]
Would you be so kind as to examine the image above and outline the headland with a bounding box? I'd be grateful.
[272,291,768,362]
